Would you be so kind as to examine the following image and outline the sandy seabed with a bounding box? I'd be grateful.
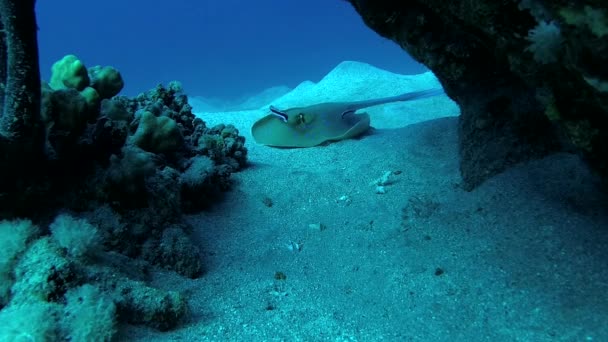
[124,62,608,342]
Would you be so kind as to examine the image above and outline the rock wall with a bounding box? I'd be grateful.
[347,0,608,190]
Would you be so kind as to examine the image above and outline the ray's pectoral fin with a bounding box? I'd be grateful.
[251,105,371,148]
[333,111,371,141]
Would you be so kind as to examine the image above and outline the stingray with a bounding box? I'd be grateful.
[251,88,445,148]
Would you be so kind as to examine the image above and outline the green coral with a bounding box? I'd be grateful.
[48,55,124,100]
[131,111,184,154]
[88,65,124,99]
[79,86,101,109]
[49,54,90,91]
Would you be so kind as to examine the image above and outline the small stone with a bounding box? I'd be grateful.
[308,223,327,231]
[336,195,352,206]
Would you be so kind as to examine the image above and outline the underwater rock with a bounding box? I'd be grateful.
[346,0,608,190]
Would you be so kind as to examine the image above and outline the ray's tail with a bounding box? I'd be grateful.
[348,88,445,110]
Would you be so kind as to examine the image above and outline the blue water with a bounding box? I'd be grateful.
[36,0,426,100]
[22,2,608,340]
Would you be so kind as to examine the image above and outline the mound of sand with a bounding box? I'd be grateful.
[269,60,442,107]
[194,60,458,131]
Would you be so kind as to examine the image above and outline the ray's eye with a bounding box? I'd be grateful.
[297,113,306,124]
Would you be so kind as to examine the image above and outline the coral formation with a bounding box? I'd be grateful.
[0,1,248,338]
